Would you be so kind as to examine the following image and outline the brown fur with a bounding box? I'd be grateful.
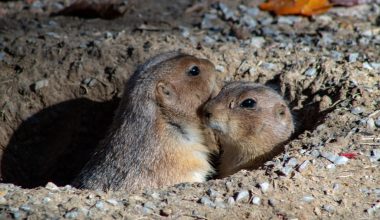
[203,82,294,178]
[72,52,219,191]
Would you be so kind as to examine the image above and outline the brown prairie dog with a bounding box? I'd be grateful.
[73,52,219,191]
[203,82,294,178]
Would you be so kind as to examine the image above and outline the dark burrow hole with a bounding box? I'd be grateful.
[1,76,344,188]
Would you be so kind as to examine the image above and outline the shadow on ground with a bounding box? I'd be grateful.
[1,97,120,188]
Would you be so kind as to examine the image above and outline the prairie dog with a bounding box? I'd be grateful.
[73,52,219,191]
[203,82,294,178]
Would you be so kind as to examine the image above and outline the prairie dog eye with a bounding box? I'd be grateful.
[240,98,256,108]
[188,66,200,76]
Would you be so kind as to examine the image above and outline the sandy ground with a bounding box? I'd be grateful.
[0,0,379,219]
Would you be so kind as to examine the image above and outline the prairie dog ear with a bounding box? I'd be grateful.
[274,103,288,120]
[156,81,177,104]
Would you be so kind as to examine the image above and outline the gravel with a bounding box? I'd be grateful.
[348,53,359,62]
[31,79,49,91]
[259,182,270,193]
[45,182,59,191]
[297,160,310,172]
[302,195,315,203]
[235,190,250,202]
[199,196,215,207]
[251,196,261,205]
[304,67,317,77]
[250,37,265,48]
[351,106,364,115]
[207,188,220,198]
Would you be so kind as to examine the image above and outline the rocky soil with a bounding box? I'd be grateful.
[0,0,379,219]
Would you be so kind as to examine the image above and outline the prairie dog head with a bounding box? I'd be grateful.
[203,81,294,177]
[153,54,218,125]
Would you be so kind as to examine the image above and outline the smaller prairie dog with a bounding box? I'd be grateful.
[73,52,219,191]
[203,82,294,178]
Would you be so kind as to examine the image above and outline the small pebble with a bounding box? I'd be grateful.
[0,51,5,61]
[333,183,340,191]
[227,197,235,205]
[63,185,73,190]
[142,207,153,215]
[286,157,298,167]
[374,118,380,127]
[214,197,226,208]
[250,37,265,48]
[19,204,31,212]
[322,204,335,213]
[150,192,160,200]
[42,197,51,204]
[201,14,220,30]
[0,197,7,205]
[268,198,277,207]
[279,166,293,176]
[331,51,343,60]
[207,189,220,198]
[241,15,257,29]
[370,149,380,162]
[46,32,60,39]
[366,118,376,130]
[351,106,364,115]
[106,199,118,206]
[326,164,336,169]
[199,196,215,207]
[9,207,19,212]
[259,182,270,193]
[320,32,334,45]
[51,2,64,11]
[225,181,233,192]
[238,5,259,16]
[203,36,216,44]
[82,78,97,87]
[304,67,317,77]
[260,17,273,26]
[31,1,43,9]
[215,65,225,73]
[261,62,277,70]
[321,151,338,162]
[64,210,79,219]
[104,31,113,39]
[219,3,236,20]
[370,62,380,70]
[363,62,374,70]
[45,182,59,191]
[334,156,349,165]
[32,79,49,92]
[143,201,156,210]
[95,201,105,210]
[310,150,320,158]
[302,195,315,203]
[180,27,190,38]
[235,190,250,202]
[251,196,261,205]
[277,16,301,25]
[297,160,310,172]
[359,37,370,46]
[348,53,359,62]
[12,211,22,219]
